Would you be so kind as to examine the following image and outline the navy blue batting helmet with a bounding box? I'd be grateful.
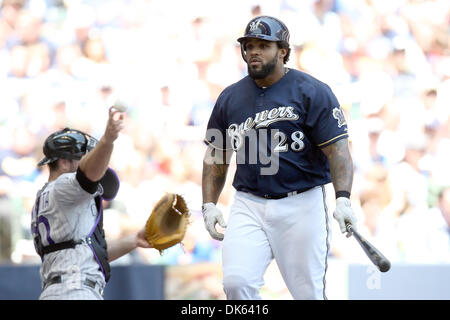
[237,16,290,45]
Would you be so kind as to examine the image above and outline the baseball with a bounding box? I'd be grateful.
[112,100,128,113]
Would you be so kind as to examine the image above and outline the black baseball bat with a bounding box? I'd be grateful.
[346,224,391,272]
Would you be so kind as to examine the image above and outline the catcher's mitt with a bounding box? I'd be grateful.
[145,193,189,253]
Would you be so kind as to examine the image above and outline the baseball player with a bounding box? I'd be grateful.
[202,16,357,300]
[31,107,151,300]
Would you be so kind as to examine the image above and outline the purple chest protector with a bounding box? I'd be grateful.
[31,168,120,283]
[86,196,110,281]
[86,168,120,282]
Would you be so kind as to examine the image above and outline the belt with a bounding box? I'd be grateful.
[259,187,313,200]
[44,275,104,296]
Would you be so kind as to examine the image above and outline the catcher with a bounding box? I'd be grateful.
[32,106,189,300]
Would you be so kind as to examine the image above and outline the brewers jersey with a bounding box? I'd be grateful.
[205,68,349,198]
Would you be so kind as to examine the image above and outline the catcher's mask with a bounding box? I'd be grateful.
[237,16,290,62]
[38,127,98,166]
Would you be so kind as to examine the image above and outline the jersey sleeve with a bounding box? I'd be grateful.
[305,83,349,148]
[53,172,101,205]
[204,91,231,150]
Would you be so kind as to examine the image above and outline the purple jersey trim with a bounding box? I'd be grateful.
[37,216,55,245]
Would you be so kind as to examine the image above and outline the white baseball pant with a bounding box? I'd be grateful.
[222,186,330,300]
[39,274,104,300]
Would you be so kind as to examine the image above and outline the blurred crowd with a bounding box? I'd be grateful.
[0,0,449,270]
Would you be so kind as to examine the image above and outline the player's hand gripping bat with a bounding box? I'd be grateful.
[346,224,391,272]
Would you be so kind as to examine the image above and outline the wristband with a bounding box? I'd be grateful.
[336,191,350,199]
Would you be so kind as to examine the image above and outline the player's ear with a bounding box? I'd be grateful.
[278,48,287,62]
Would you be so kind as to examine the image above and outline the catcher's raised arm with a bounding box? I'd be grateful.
[145,193,190,253]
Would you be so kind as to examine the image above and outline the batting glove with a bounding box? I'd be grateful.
[333,197,357,238]
[202,202,227,241]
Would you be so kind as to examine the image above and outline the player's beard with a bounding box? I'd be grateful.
[247,54,278,79]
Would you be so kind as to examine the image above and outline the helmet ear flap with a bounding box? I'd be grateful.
[240,42,248,62]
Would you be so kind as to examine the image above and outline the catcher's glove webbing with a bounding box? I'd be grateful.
[145,193,189,253]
